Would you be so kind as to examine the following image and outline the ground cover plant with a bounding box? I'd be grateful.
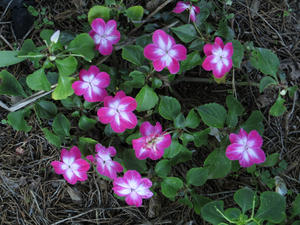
[0,0,300,224]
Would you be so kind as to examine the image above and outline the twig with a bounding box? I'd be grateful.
[0,0,14,22]
[0,34,14,50]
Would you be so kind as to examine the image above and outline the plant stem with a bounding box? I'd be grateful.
[193,21,206,41]
[215,207,237,224]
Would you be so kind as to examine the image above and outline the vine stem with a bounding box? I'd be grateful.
[172,77,260,87]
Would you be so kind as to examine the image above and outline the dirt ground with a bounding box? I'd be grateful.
[0,0,300,224]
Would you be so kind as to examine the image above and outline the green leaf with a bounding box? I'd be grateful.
[78,115,97,131]
[224,208,241,221]
[161,177,183,199]
[0,51,26,67]
[233,187,255,213]
[291,194,300,217]
[185,109,200,129]
[193,128,210,147]
[186,167,209,186]
[204,148,231,179]
[88,5,111,23]
[36,100,57,119]
[192,194,211,215]
[26,68,51,91]
[135,85,158,111]
[126,6,144,25]
[259,76,278,93]
[18,39,37,56]
[121,149,147,173]
[42,128,61,147]
[159,96,181,120]
[171,24,197,43]
[226,95,244,128]
[241,110,264,135]
[52,76,74,100]
[256,192,286,223]
[125,132,141,145]
[181,51,202,72]
[250,48,280,78]
[55,56,78,76]
[52,113,71,137]
[180,133,194,146]
[169,146,192,165]
[68,33,95,62]
[0,70,26,97]
[121,70,145,93]
[122,45,145,66]
[197,103,227,128]
[201,201,226,225]
[215,19,234,40]
[40,29,54,45]
[78,137,98,156]
[155,159,171,178]
[260,153,279,167]
[232,40,244,68]
[174,113,185,129]
[7,109,32,132]
[269,96,287,117]
[164,141,183,159]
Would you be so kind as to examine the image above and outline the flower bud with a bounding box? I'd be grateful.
[50,30,60,43]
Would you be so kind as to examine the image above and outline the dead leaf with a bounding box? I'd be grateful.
[66,186,82,202]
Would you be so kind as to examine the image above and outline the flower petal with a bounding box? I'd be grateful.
[169,44,187,61]
[223,42,233,57]
[135,178,153,198]
[72,81,88,96]
[83,86,107,102]
[63,169,78,185]
[91,18,106,35]
[105,20,117,35]
[202,55,215,71]
[173,1,189,13]
[124,170,141,188]
[119,111,138,129]
[125,192,143,207]
[152,30,172,51]
[167,58,180,74]
[153,58,166,72]
[97,107,115,124]
[98,39,113,55]
[225,143,244,160]
[140,122,155,136]
[87,65,100,76]
[51,161,67,174]
[214,37,224,48]
[203,43,213,56]
[119,97,137,111]
[144,44,165,61]
[247,130,263,148]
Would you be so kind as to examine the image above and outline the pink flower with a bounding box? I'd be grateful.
[144,29,187,74]
[97,91,138,133]
[89,18,120,55]
[87,144,123,180]
[226,128,266,168]
[51,146,90,185]
[72,65,110,102]
[132,122,172,160]
[202,37,233,78]
[112,170,153,207]
[173,1,200,22]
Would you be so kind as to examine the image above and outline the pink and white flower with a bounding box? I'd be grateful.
[87,144,123,180]
[112,170,153,207]
[51,146,90,185]
[132,121,172,160]
[144,29,187,74]
[89,18,120,55]
[202,37,233,78]
[226,128,266,168]
[97,91,138,133]
[173,1,200,22]
[72,65,110,102]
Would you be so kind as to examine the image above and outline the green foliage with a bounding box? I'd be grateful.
[197,103,227,128]
[126,6,144,26]
[55,56,78,76]
[232,40,244,68]
[7,109,32,132]
[26,68,51,91]
[233,187,255,213]
[259,76,278,93]
[135,85,158,111]
[186,167,209,186]
[122,45,145,66]
[52,113,71,137]
[269,96,287,116]
[42,128,61,147]
[88,5,111,23]
[226,95,244,128]
[161,177,183,199]
[78,115,97,131]
[181,51,202,72]
[52,76,74,100]
[171,24,197,43]
[155,159,171,178]
[36,100,57,119]
[121,70,145,93]
[250,48,280,78]
[68,34,95,62]
[159,96,181,121]
[204,148,231,179]
[201,201,226,225]
[185,109,201,129]
[0,51,26,67]
[121,149,147,173]
[241,110,264,135]
[0,70,27,97]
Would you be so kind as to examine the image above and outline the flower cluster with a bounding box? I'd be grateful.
[51,144,153,207]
